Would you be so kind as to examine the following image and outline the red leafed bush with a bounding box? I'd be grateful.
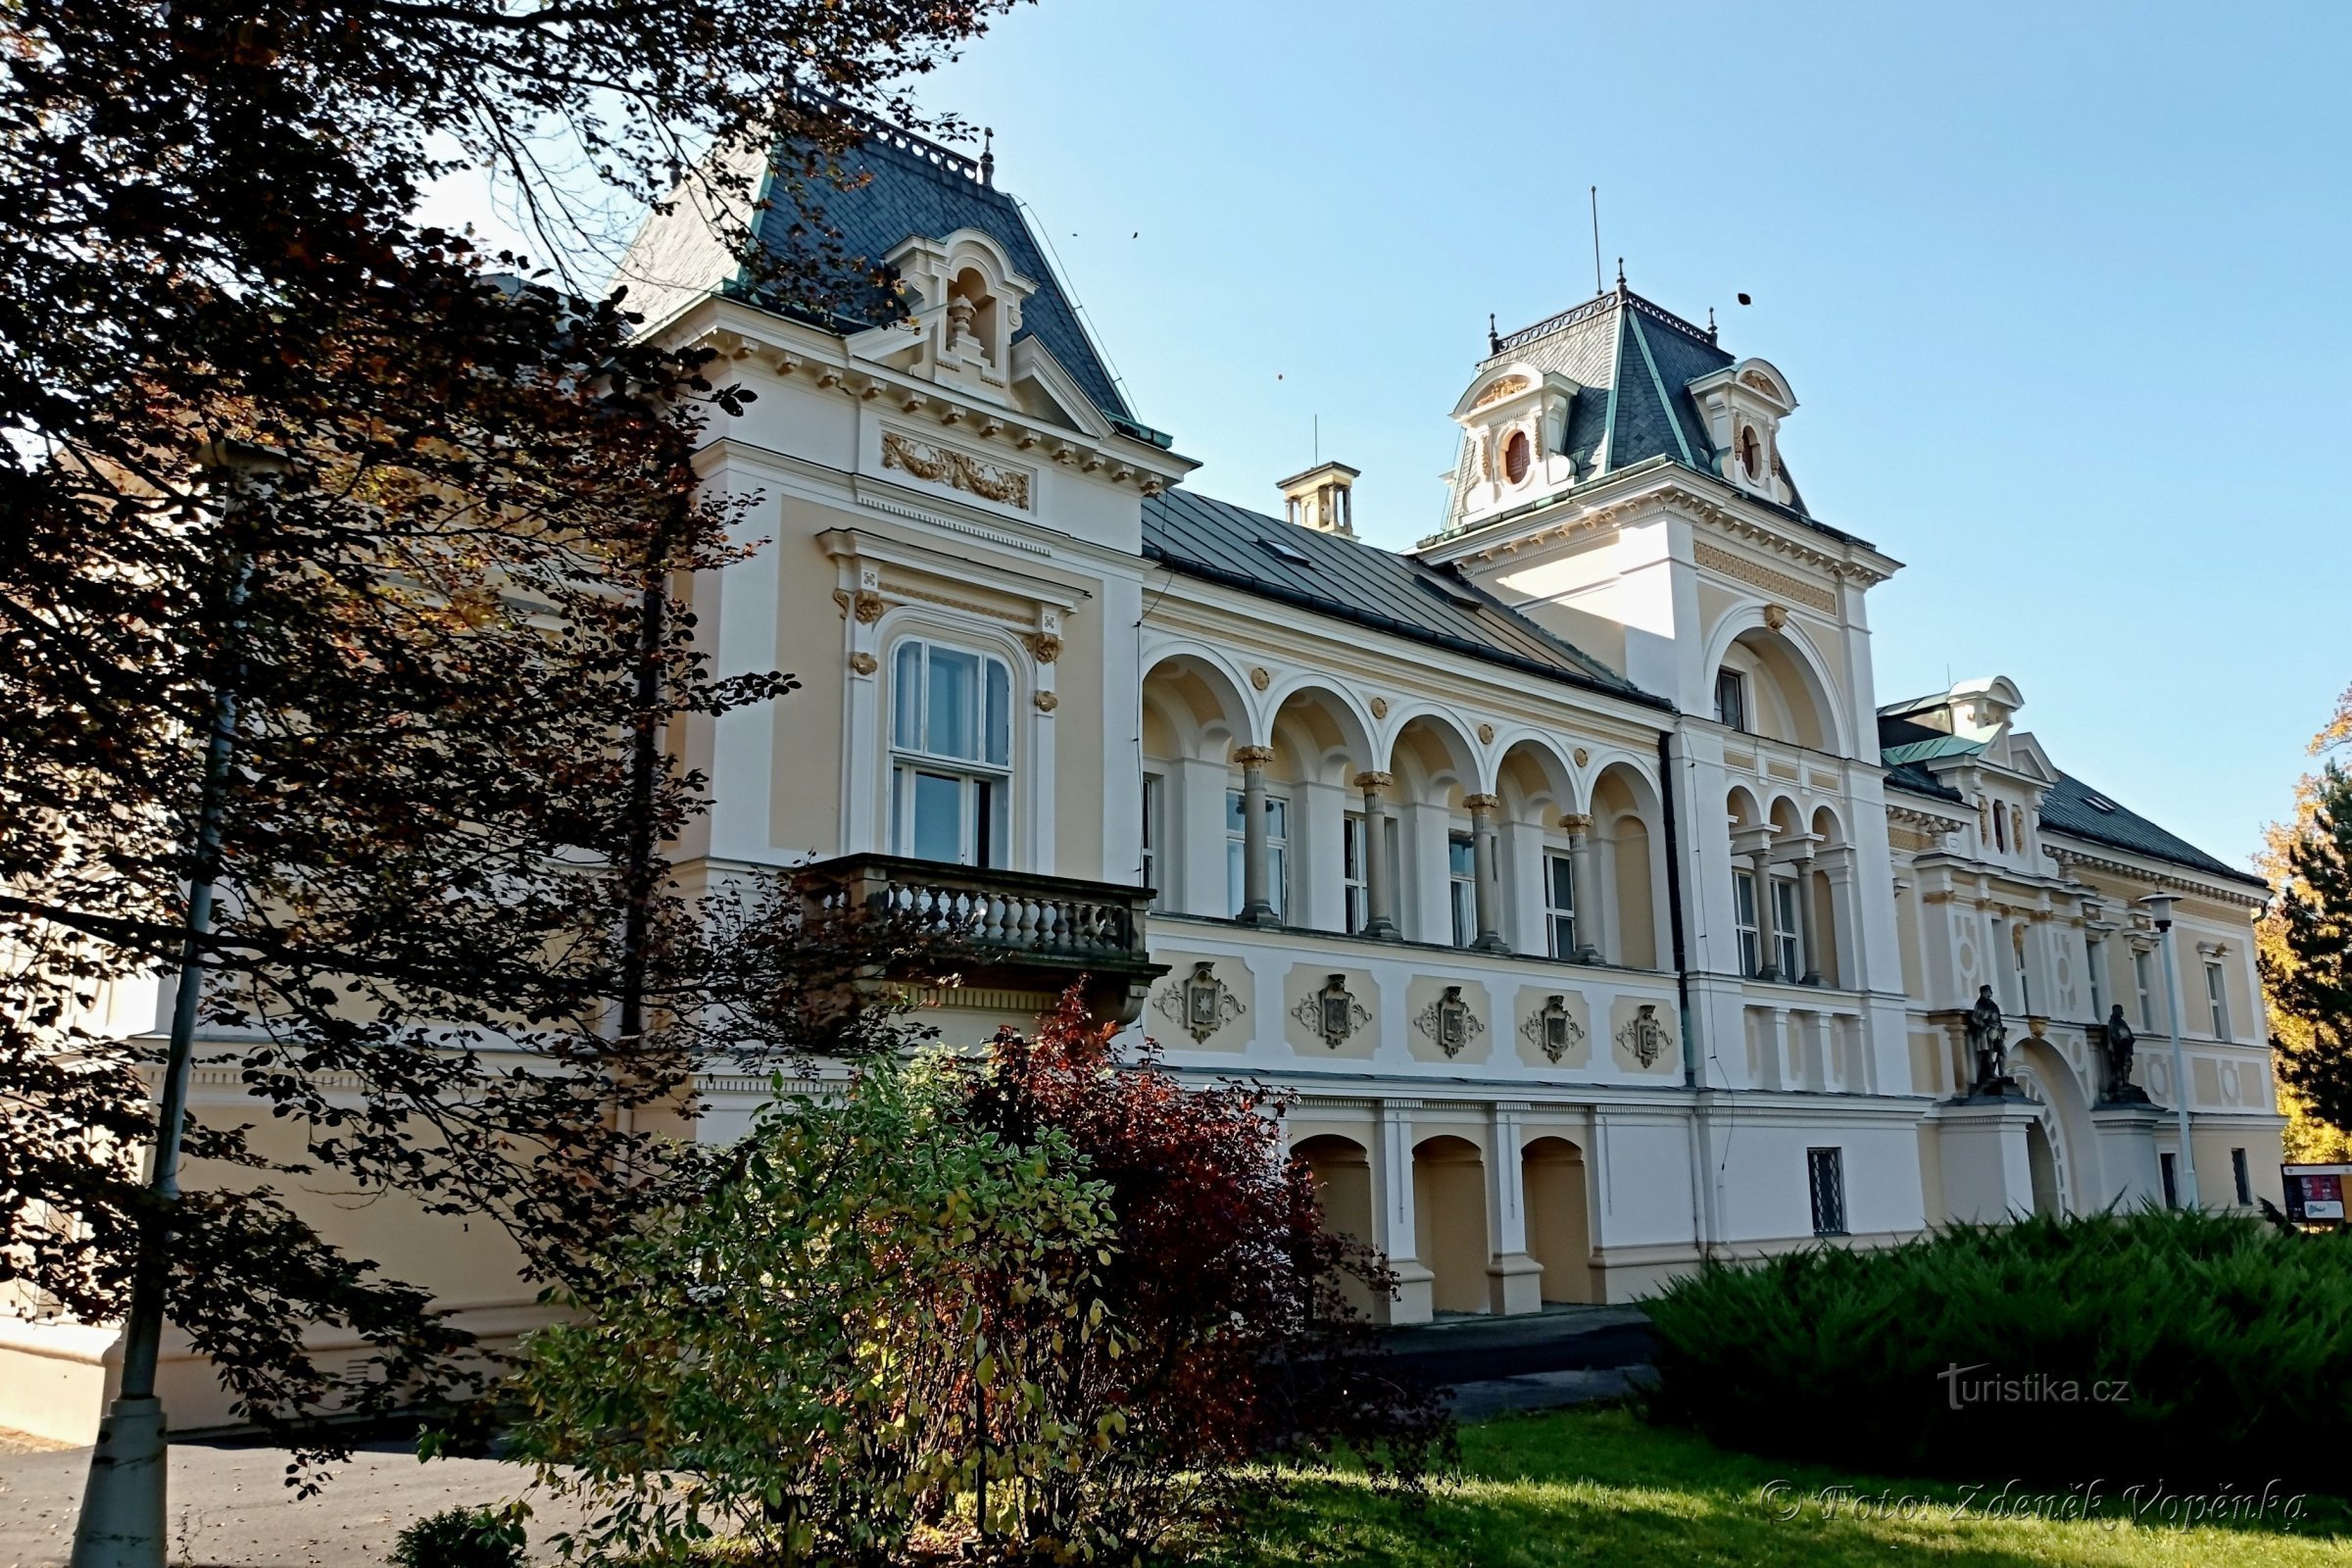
[964,990,1451,1550]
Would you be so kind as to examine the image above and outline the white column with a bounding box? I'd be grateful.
[1485,1102,1542,1316]
[1559,811,1603,963]
[1234,745,1277,925]
[1820,846,1860,992]
[1465,794,1507,953]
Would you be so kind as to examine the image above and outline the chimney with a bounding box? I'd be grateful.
[1278,461,1360,538]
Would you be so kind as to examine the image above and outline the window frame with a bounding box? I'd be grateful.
[888,636,1014,868]
[1448,831,1477,949]
[1806,1147,1847,1236]
[1771,875,1801,980]
[2160,1151,2180,1209]
[1141,772,1163,909]
[1342,811,1369,936]
[1225,788,1290,922]
[1714,668,1748,734]
[1733,868,1762,978]
[2231,1147,2252,1207]
[2132,948,2156,1032]
[1544,848,1579,961]
[2204,959,2231,1040]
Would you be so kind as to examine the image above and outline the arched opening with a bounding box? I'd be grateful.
[1739,424,1762,479]
[2015,1035,2094,1215]
[1592,763,1664,969]
[1496,738,1577,958]
[1502,429,1533,485]
[1714,626,1838,754]
[1521,1137,1593,1303]
[1411,1134,1490,1315]
[1294,1134,1377,1317]
[1387,714,1480,948]
[1268,687,1376,935]
[1139,653,1252,918]
[2026,1120,2062,1217]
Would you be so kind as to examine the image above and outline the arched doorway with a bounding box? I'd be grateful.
[2014,1036,2092,1215]
[1411,1135,1490,1315]
[1294,1134,1377,1316]
[1522,1137,1593,1303]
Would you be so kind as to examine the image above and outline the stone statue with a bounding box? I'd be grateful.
[2100,1004,2148,1102]
[1964,984,2010,1093]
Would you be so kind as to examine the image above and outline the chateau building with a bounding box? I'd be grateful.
[0,116,2284,1438]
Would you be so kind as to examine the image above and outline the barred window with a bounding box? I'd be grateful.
[1806,1148,1847,1237]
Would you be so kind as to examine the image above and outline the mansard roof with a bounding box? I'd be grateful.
[1875,713,2263,888]
[1143,489,1667,709]
[744,122,1138,429]
[1445,284,1827,533]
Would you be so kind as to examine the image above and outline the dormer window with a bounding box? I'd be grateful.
[1502,429,1533,485]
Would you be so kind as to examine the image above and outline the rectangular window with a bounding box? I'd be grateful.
[2205,960,2231,1040]
[1773,877,1800,980]
[1715,668,1748,734]
[2133,949,2156,1032]
[1449,832,1477,949]
[1342,812,1369,935]
[1226,790,1288,921]
[2086,938,2105,1022]
[1734,869,1761,978]
[1141,774,1163,908]
[1544,850,1580,960]
[1807,1148,1847,1236]
[2231,1148,2253,1207]
[890,638,1012,867]
[2160,1151,2179,1210]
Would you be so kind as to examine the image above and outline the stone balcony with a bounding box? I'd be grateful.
[800,853,1166,1022]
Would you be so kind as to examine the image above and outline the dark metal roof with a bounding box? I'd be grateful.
[744,121,1136,425]
[2039,771,2267,889]
[1142,489,1668,710]
[1876,714,2263,887]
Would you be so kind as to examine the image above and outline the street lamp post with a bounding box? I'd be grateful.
[2137,891,2200,1209]
[71,441,282,1568]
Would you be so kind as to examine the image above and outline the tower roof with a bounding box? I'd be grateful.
[1442,283,1819,531]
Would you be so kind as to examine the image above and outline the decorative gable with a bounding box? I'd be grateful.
[876,227,1039,406]
[1447,364,1580,526]
[1688,356,1797,505]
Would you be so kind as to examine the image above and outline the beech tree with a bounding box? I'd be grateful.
[2261,685,2352,1158]
[1,0,1016,1461]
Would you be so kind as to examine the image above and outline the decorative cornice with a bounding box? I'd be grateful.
[1693,540,1837,613]
[2042,844,2268,909]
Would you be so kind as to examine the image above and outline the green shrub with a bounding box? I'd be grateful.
[1645,1207,2352,1489]
[390,1505,525,1568]
[506,1051,1124,1566]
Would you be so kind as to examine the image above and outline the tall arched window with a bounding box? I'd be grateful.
[891,638,1012,866]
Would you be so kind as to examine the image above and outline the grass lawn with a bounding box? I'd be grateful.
[1199,1406,2352,1567]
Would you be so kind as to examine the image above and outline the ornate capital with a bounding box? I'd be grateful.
[1232,745,1276,768]
[852,589,887,624]
[1024,631,1062,663]
[1557,811,1593,835]
[1463,793,1501,814]
[1352,769,1393,793]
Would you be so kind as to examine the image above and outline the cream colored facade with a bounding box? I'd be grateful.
[0,122,2284,1441]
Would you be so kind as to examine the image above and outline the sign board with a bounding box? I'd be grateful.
[2282,1164,2352,1223]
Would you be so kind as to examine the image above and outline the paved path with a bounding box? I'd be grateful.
[3,1308,1657,1564]
[0,1440,582,1568]
[1382,1303,1657,1418]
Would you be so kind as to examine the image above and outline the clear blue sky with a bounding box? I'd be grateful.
[430,0,2352,874]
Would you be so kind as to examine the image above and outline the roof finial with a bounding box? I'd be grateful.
[979,126,995,186]
[1615,257,1626,294]
[1707,306,1718,342]
[1487,313,1501,356]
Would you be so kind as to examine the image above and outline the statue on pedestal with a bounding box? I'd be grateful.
[2098,1004,2150,1103]
[1964,984,2016,1096]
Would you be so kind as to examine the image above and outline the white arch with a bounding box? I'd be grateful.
[1700,606,1853,758]
[1139,638,1262,752]
[1379,703,1490,798]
